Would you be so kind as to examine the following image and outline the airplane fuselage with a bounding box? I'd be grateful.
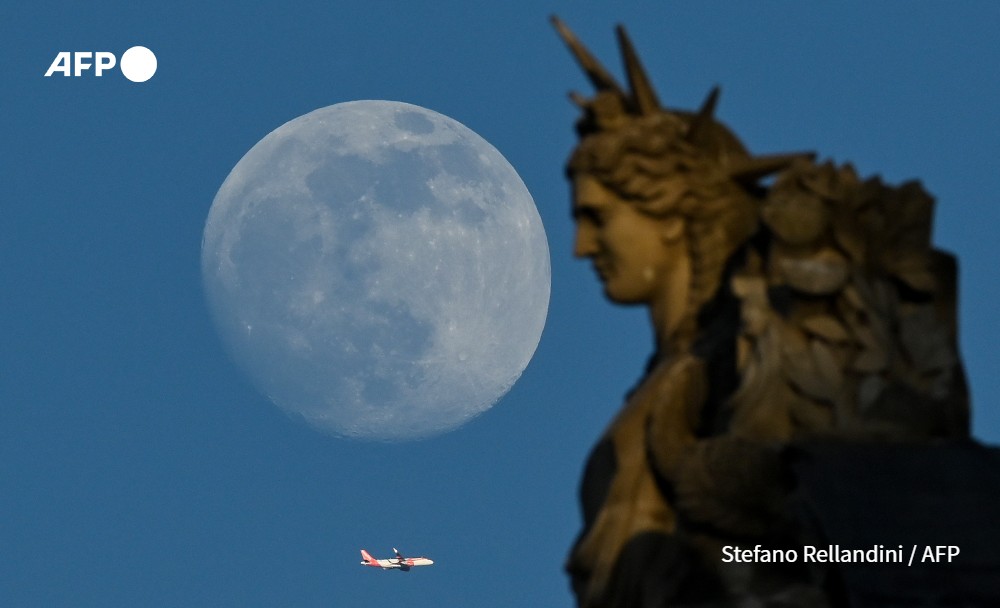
[363,557,434,570]
[360,549,433,571]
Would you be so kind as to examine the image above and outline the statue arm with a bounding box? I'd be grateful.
[644,355,706,481]
[646,354,792,537]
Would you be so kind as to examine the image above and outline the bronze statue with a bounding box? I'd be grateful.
[553,17,969,607]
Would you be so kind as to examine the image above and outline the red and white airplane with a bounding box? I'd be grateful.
[360,548,434,571]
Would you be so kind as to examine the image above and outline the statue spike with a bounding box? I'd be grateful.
[685,86,721,144]
[551,16,624,94]
[614,24,660,115]
[568,91,589,108]
[727,152,816,184]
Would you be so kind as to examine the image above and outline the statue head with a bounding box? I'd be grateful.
[553,18,808,342]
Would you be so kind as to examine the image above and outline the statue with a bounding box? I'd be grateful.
[552,17,970,607]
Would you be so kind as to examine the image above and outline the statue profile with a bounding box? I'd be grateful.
[553,17,970,607]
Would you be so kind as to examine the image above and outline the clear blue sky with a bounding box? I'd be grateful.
[4,2,999,606]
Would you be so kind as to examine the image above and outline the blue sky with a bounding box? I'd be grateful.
[4,2,1000,606]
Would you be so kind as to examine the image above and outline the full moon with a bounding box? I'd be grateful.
[202,101,550,441]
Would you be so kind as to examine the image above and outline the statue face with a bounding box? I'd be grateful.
[572,174,686,306]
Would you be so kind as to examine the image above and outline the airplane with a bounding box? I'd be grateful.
[360,548,434,571]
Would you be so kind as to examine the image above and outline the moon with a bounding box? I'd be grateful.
[201,100,550,441]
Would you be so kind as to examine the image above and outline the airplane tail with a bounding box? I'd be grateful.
[360,549,375,564]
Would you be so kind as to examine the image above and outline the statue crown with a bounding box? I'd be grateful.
[551,16,812,185]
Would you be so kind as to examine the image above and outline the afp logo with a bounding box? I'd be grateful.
[44,46,157,83]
